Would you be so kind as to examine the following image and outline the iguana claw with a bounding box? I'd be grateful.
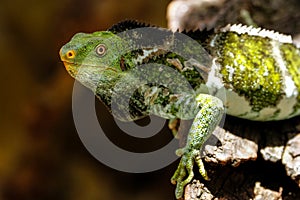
[171,148,209,199]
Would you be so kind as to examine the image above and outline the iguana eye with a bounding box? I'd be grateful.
[96,44,107,57]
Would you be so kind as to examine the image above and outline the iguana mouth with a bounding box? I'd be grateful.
[63,61,97,68]
[62,61,118,74]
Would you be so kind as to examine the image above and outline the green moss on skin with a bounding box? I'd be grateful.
[281,43,300,111]
[215,32,283,112]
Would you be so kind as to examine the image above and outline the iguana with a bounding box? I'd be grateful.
[59,20,300,199]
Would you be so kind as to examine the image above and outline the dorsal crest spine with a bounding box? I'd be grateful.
[221,24,293,44]
[107,20,152,33]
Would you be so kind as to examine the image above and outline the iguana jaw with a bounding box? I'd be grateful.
[62,61,117,77]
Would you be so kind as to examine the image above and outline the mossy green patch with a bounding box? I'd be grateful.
[215,32,283,112]
[280,43,300,111]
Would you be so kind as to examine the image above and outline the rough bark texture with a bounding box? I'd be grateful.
[179,116,300,200]
[167,0,300,35]
[167,0,300,199]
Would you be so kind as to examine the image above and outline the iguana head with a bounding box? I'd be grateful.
[59,31,127,92]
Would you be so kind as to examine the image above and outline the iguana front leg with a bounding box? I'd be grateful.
[171,94,224,199]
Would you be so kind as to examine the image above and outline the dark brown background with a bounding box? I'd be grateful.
[0,0,175,199]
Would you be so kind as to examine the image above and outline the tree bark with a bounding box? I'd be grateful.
[167,0,300,199]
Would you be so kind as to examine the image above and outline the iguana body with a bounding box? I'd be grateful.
[59,21,300,199]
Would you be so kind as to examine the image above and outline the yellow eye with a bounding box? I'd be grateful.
[66,50,75,59]
[96,44,107,57]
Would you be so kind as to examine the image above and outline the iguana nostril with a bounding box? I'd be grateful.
[66,50,75,59]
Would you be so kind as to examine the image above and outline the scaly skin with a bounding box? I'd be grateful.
[59,21,300,199]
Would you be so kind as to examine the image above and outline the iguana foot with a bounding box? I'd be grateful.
[171,147,209,199]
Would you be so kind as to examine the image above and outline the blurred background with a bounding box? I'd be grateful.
[0,0,175,199]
